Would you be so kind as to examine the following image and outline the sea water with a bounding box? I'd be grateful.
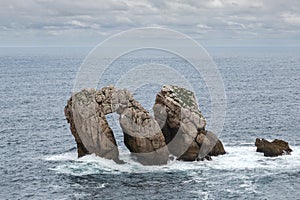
[0,46,299,199]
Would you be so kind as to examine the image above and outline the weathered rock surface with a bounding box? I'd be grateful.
[64,88,122,163]
[65,85,226,165]
[65,96,89,158]
[65,86,169,165]
[112,89,169,165]
[197,130,226,157]
[153,85,225,161]
[255,138,292,157]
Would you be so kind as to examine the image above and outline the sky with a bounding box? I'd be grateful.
[0,0,299,47]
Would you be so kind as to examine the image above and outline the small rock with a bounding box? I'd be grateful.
[255,138,292,157]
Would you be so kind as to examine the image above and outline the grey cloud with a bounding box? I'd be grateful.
[0,0,299,46]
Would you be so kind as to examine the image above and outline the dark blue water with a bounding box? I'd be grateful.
[1,47,299,199]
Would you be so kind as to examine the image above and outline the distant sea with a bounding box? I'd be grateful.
[1,46,299,199]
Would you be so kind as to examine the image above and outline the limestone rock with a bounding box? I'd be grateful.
[196,130,226,158]
[64,88,121,163]
[65,87,169,165]
[153,85,225,161]
[255,138,292,157]
[113,89,169,165]
[205,131,226,157]
[65,85,226,165]
[64,97,89,158]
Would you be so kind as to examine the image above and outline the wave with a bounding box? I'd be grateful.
[43,145,300,176]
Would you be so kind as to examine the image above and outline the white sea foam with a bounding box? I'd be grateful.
[210,145,300,170]
[44,152,77,161]
[44,145,300,176]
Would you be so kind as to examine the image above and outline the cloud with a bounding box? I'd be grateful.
[281,12,300,25]
[0,0,299,46]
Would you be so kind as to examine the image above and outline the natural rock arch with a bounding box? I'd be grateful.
[65,86,169,165]
[65,85,226,165]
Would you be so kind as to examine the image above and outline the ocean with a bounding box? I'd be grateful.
[1,46,299,199]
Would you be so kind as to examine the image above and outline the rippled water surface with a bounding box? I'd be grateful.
[1,47,299,199]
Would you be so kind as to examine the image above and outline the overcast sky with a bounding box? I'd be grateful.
[0,0,299,46]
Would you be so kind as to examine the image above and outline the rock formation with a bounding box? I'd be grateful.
[255,138,292,157]
[64,88,122,163]
[65,86,169,165]
[65,85,297,165]
[65,85,226,165]
[153,85,225,161]
[202,130,226,157]
[111,89,169,165]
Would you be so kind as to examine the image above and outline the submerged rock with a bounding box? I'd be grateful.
[153,85,225,161]
[255,138,292,157]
